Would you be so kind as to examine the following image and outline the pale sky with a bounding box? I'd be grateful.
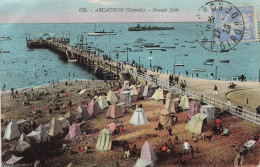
[0,0,259,23]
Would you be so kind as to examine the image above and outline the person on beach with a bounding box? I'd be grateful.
[183,140,189,154]
[214,85,218,95]
[190,145,194,158]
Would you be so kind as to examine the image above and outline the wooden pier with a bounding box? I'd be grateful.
[26,37,124,80]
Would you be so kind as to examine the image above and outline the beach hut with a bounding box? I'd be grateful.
[130,85,138,96]
[5,155,24,165]
[97,95,109,109]
[107,90,118,104]
[65,122,82,141]
[16,141,31,153]
[120,90,131,105]
[106,104,124,119]
[136,84,144,95]
[186,113,207,134]
[143,85,154,97]
[48,117,63,137]
[179,95,189,110]
[58,117,70,129]
[200,105,215,120]
[95,129,112,151]
[35,124,50,142]
[188,101,201,119]
[151,88,164,100]
[164,93,176,114]
[134,141,158,167]
[17,133,31,153]
[130,108,149,125]
[27,131,41,143]
[18,133,30,143]
[107,122,117,133]
[159,108,172,127]
[88,99,102,117]
[123,80,130,89]
[3,121,21,141]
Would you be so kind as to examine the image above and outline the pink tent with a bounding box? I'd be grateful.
[106,104,124,119]
[107,122,116,132]
[135,141,158,166]
[64,122,82,141]
[188,101,201,119]
[88,99,102,117]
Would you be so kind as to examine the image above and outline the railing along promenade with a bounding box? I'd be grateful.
[129,70,260,125]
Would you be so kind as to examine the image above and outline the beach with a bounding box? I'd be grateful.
[1,78,259,166]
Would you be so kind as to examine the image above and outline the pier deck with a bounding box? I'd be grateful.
[27,37,126,80]
[27,37,260,125]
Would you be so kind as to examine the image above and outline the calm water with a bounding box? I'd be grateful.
[0,23,259,91]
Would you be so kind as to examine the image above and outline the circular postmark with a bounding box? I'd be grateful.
[195,0,245,52]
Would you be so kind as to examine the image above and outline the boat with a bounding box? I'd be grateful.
[158,33,168,35]
[0,37,12,41]
[128,24,174,31]
[181,46,185,47]
[162,46,176,49]
[205,59,214,62]
[174,63,184,66]
[88,31,116,36]
[220,60,229,63]
[193,68,206,72]
[220,50,229,52]
[184,54,188,56]
[146,47,164,50]
[0,51,10,53]
[116,46,120,48]
[190,46,196,48]
[144,44,160,48]
[203,62,213,65]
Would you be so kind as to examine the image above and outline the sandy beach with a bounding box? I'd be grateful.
[1,78,259,167]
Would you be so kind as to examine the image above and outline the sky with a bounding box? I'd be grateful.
[0,0,259,23]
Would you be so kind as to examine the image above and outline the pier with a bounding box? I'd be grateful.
[26,36,260,125]
[26,37,125,80]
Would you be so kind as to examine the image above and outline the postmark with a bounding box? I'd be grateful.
[195,0,246,52]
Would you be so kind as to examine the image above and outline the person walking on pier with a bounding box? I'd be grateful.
[214,85,218,95]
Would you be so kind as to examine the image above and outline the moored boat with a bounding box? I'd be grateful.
[193,68,206,72]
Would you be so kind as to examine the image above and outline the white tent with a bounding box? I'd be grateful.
[179,95,189,110]
[151,88,164,100]
[130,85,138,96]
[18,133,30,143]
[58,117,70,129]
[120,90,131,105]
[35,124,50,142]
[143,85,154,97]
[27,131,41,143]
[97,95,109,109]
[200,105,215,120]
[5,155,24,165]
[48,117,63,137]
[107,90,118,104]
[123,80,130,89]
[130,108,149,125]
[134,141,158,167]
[3,121,21,141]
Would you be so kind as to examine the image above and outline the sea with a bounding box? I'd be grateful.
[0,23,259,91]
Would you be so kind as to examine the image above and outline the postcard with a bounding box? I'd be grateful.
[0,0,259,166]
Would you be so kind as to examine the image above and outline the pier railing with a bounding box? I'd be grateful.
[129,70,260,125]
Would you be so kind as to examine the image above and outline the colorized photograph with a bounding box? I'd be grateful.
[0,0,260,166]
